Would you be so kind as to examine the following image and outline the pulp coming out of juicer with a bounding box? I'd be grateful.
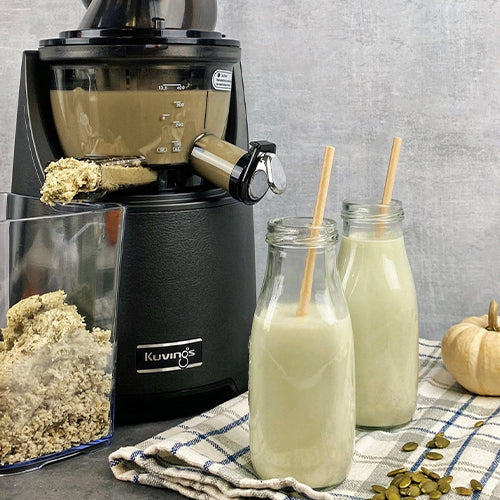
[12,0,285,422]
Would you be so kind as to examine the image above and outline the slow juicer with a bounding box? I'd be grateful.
[12,0,285,422]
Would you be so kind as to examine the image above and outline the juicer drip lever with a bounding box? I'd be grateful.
[249,141,286,196]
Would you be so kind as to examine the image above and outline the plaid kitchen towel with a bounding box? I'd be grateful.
[109,340,500,499]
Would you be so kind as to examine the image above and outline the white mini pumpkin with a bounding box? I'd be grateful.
[441,300,500,396]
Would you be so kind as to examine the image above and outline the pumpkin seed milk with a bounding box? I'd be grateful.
[337,230,418,428]
[249,302,355,487]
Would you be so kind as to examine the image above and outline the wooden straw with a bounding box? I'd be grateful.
[296,146,335,317]
[376,137,402,236]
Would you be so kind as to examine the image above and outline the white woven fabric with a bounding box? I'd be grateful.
[109,340,500,499]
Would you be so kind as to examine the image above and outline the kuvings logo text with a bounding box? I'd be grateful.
[136,338,203,374]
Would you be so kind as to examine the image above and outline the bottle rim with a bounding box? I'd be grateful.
[266,216,338,247]
[341,199,404,222]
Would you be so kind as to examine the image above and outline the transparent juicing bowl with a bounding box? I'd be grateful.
[0,193,125,474]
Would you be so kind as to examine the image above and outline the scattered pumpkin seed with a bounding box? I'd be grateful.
[385,485,399,495]
[434,435,450,448]
[367,427,488,500]
[390,474,405,487]
[398,476,412,489]
[411,471,426,483]
[438,482,451,494]
[428,491,443,499]
[407,484,421,496]
[401,441,418,452]
[420,466,433,476]
[437,476,452,493]
[470,478,483,491]
[420,479,438,493]
[455,486,473,496]
[428,470,441,481]
[387,467,409,477]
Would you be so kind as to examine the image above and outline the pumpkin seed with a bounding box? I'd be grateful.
[426,439,437,448]
[390,473,406,487]
[437,475,453,493]
[398,476,412,489]
[385,485,399,495]
[401,441,418,452]
[438,481,451,494]
[372,484,386,493]
[420,479,438,493]
[420,466,433,476]
[428,470,441,481]
[434,435,450,448]
[428,491,442,499]
[411,471,426,483]
[385,485,400,499]
[425,451,443,460]
[455,486,473,496]
[387,467,409,477]
[407,484,421,497]
[435,431,444,437]
[474,420,484,428]
[470,478,483,491]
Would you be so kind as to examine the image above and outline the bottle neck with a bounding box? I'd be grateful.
[341,200,404,238]
[257,217,340,311]
[266,216,338,249]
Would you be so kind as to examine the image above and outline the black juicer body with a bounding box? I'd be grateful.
[12,24,257,423]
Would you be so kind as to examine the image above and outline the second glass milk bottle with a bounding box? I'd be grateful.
[249,217,355,488]
[337,200,419,429]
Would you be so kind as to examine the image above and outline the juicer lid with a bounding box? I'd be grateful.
[40,0,238,50]
[39,27,239,48]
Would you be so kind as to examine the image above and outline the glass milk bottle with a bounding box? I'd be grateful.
[337,200,418,429]
[249,217,355,488]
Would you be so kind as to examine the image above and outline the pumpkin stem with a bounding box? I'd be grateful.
[487,300,499,332]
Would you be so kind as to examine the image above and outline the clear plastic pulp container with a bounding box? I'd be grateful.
[0,193,125,474]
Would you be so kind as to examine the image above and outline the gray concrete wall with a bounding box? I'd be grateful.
[1,0,498,339]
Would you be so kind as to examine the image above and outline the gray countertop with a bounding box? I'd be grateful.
[2,418,189,500]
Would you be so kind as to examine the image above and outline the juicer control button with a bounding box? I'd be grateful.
[160,114,170,121]
[174,101,185,108]
[172,141,182,153]
[156,146,168,153]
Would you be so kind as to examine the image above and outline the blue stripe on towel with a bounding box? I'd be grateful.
[203,445,250,470]
[171,413,249,455]
[130,450,146,461]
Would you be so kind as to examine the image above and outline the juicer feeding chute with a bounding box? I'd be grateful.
[79,0,217,30]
